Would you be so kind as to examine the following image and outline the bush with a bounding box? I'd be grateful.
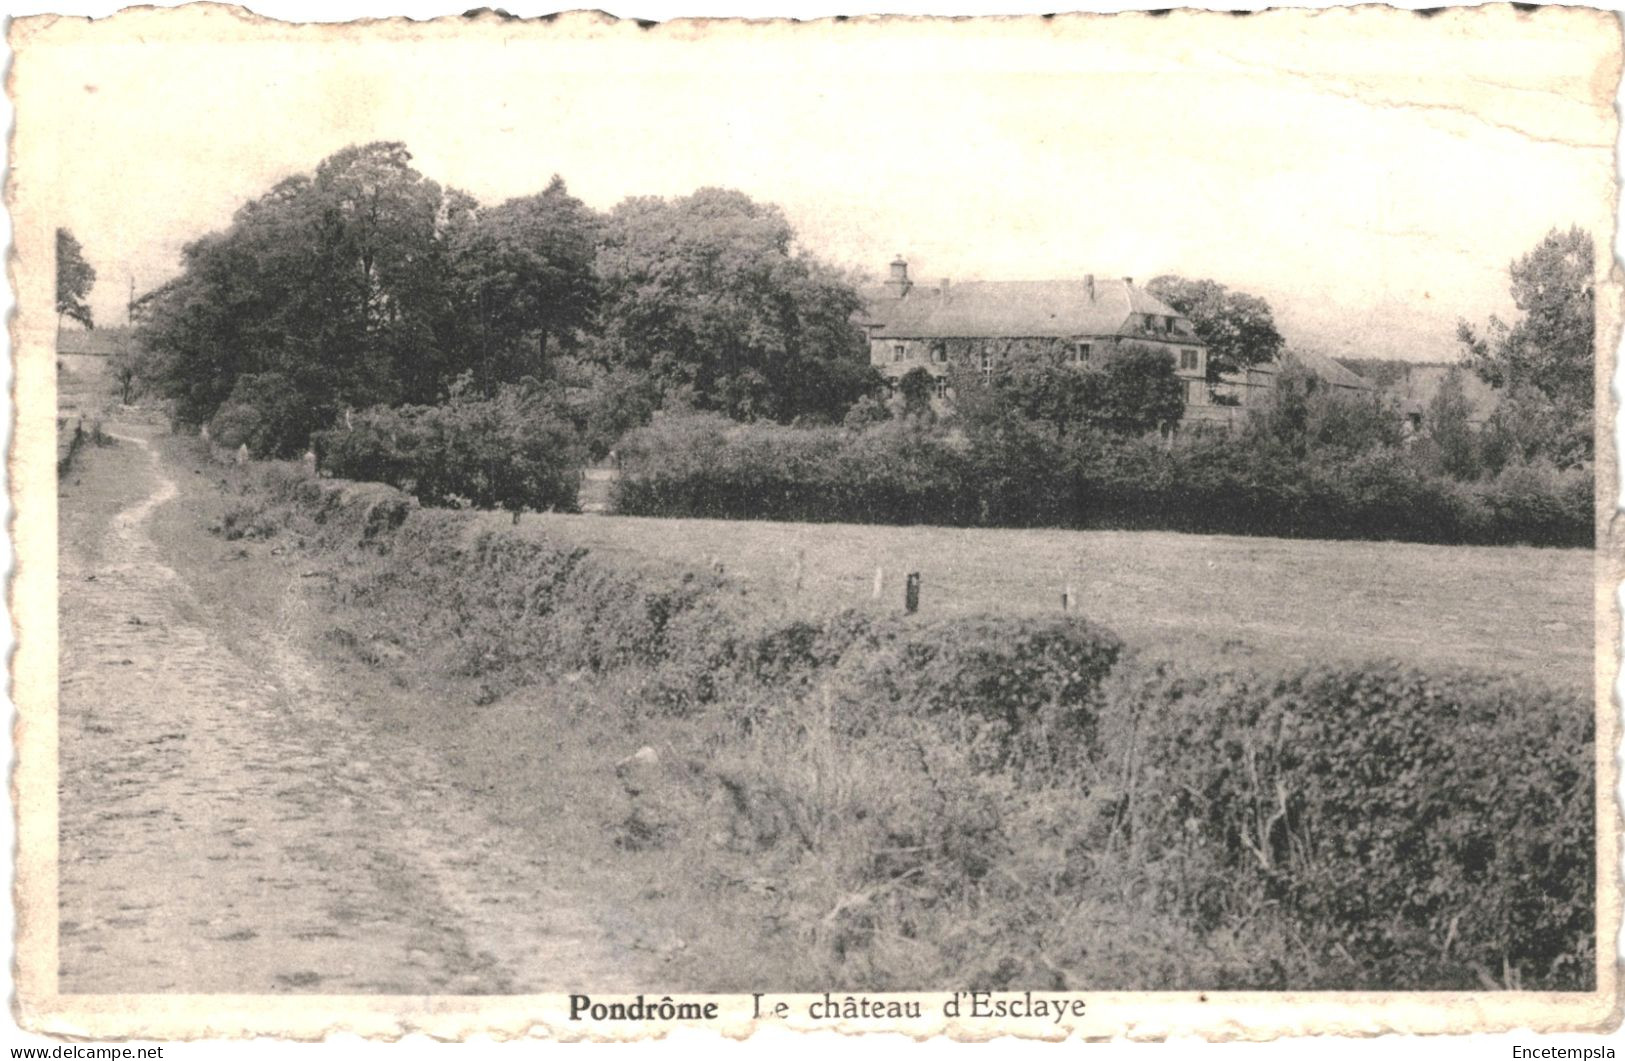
[253,462,419,549]
[56,417,86,479]
[212,500,277,541]
[1098,659,1594,988]
[209,371,330,459]
[317,381,584,518]
[1479,461,1593,548]
[612,414,976,526]
[827,615,1122,769]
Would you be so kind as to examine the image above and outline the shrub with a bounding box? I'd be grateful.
[317,381,584,518]
[56,417,86,479]
[1098,660,1594,988]
[213,500,277,541]
[251,462,418,549]
[842,393,892,428]
[897,366,936,419]
[827,615,1123,769]
[209,371,331,459]
[1479,461,1593,548]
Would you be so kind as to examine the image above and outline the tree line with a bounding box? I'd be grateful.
[131,141,881,463]
[110,140,1594,526]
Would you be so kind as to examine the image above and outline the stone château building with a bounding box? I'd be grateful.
[857,258,1210,411]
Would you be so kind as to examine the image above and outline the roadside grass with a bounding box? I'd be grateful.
[57,423,144,568]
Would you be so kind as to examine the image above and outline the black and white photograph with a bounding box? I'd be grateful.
[7,0,1620,1042]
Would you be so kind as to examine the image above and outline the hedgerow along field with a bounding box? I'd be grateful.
[500,511,1593,690]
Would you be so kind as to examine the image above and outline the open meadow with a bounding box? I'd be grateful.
[508,511,1594,689]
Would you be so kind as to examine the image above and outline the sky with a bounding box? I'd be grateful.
[19,3,1620,362]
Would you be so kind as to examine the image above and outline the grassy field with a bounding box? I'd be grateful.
[503,511,1594,689]
[191,450,1595,990]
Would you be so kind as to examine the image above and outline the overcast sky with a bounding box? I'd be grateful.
[22,3,1619,361]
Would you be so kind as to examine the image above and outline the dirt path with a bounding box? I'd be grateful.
[58,423,639,994]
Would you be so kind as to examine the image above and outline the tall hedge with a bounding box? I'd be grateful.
[611,415,1592,547]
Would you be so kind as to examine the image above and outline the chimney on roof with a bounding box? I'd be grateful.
[939,278,950,297]
[886,256,912,299]
[1085,274,1095,302]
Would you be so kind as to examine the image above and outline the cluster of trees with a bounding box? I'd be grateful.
[135,142,880,468]
[1456,225,1595,470]
[128,140,1595,535]
[1270,226,1596,483]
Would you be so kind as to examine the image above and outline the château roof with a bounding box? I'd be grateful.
[858,278,1200,342]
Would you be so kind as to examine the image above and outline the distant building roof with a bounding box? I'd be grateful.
[1282,347,1375,392]
[859,276,1200,342]
[1214,348,1376,396]
[56,327,133,357]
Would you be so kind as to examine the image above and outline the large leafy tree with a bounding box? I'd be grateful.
[453,175,601,389]
[1145,275,1283,381]
[56,228,96,329]
[139,142,478,436]
[594,188,879,422]
[1458,226,1594,411]
[1457,226,1594,467]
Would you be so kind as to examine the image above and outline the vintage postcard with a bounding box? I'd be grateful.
[8,1,1622,1042]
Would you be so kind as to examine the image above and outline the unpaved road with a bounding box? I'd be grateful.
[58,422,640,994]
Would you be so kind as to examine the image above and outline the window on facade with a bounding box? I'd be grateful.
[1165,315,1175,333]
[930,343,947,364]
[1072,342,1092,365]
[1180,348,1200,371]
[980,350,994,378]
[893,344,907,363]
[934,376,949,399]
